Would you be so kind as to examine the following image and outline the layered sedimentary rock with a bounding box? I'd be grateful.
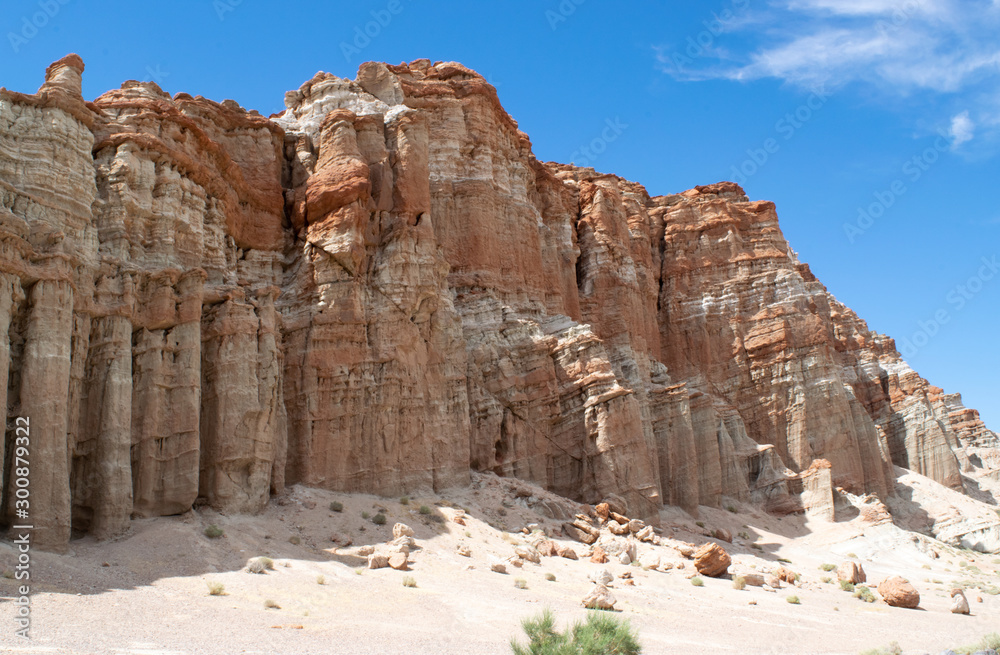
[1,55,997,551]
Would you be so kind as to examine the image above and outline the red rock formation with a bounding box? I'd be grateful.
[1,55,998,552]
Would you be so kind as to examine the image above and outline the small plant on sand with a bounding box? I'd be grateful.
[732,576,746,590]
[751,543,763,551]
[361,511,370,519]
[777,557,792,564]
[545,573,556,582]
[329,501,343,512]
[289,535,301,545]
[204,524,224,539]
[419,505,432,515]
[402,575,417,588]
[206,581,225,596]
[738,531,751,540]
[316,575,325,585]
[247,556,274,574]
[840,580,856,592]
[510,609,641,655]
[860,642,902,655]
[847,552,858,559]
[821,576,832,584]
[514,578,528,590]
[727,505,738,514]
[354,568,364,575]
[819,563,836,572]
[264,599,280,609]
[400,496,410,505]
[854,586,876,603]
[921,563,931,570]
[695,521,705,528]
[786,595,800,605]
[690,576,704,587]
[465,530,472,538]
[2,570,14,579]
[372,513,387,526]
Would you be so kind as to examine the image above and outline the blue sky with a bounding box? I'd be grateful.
[2,0,998,426]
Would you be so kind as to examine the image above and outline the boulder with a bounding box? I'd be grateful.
[557,544,579,560]
[743,573,766,587]
[774,566,798,584]
[582,584,617,610]
[388,553,409,571]
[457,544,471,557]
[765,574,782,589]
[618,551,632,565]
[590,569,614,585]
[677,543,696,559]
[563,520,599,545]
[489,558,508,574]
[603,495,628,517]
[713,528,732,543]
[535,540,559,557]
[950,588,970,615]
[590,546,609,564]
[877,576,920,609]
[515,546,540,564]
[608,520,630,536]
[367,554,389,569]
[610,511,629,525]
[595,503,611,523]
[628,519,645,534]
[693,542,731,577]
[392,523,414,539]
[358,545,375,556]
[639,552,660,569]
[635,525,654,542]
[836,561,866,584]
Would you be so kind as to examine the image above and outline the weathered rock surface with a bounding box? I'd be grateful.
[950,588,970,615]
[1,55,998,552]
[877,576,920,608]
[693,542,731,577]
[837,561,867,585]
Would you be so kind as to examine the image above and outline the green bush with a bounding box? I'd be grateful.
[786,595,800,605]
[695,521,705,528]
[726,505,737,514]
[206,581,225,596]
[330,501,343,512]
[839,580,855,592]
[545,573,556,582]
[372,513,387,526]
[854,586,876,603]
[515,578,528,590]
[419,505,432,515]
[361,511,370,519]
[690,577,704,587]
[510,609,641,655]
[732,576,746,590]
[204,524,224,539]
[819,563,836,572]
[400,496,410,505]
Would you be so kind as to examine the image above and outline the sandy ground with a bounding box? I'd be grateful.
[0,473,998,655]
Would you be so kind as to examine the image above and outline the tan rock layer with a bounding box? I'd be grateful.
[0,55,996,552]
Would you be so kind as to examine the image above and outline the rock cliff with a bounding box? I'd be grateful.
[1,55,997,551]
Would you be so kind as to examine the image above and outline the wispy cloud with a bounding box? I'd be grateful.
[949,111,975,148]
[657,0,1000,141]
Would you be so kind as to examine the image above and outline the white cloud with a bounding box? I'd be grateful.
[948,111,975,148]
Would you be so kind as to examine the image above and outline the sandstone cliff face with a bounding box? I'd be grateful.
[1,56,997,551]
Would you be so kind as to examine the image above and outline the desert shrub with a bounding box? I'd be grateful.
[545,573,556,582]
[840,580,856,592]
[738,531,751,540]
[727,505,737,514]
[854,586,876,603]
[264,599,280,609]
[751,543,763,551]
[777,557,792,564]
[206,581,225,596]
[247,556,274,574]
[732,576,746,590]
[372,513,387,526]
[316,575,325,585]
[860,642,902,655]
[820,563,836,572]
[695,521,705,528]
[847,552,858,558]
[361,511,370,519]
[289,535,301,545]
[402,575,417,588]
[690,577,704,587]
[510,609,641,655]
[419,505,432,515]
[786,595,800,604]
[515,578,528,589]
[400,496,410,505]
[329,501,343,512]
[204,524,224,539]
[821,576,832,584]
